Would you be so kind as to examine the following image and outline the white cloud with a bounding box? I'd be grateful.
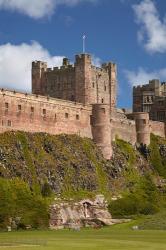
[92,55,102,67]
[124,67,166,86]
[0,41,64,92]
[0,41,103,93]
[133,0,166,53]
[0,0,96,19]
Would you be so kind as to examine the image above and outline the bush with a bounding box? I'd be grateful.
[109,194,159,218]
[108,175,160,218]
[0,178,49,230]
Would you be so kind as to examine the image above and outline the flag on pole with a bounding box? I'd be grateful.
[82,34,86,53]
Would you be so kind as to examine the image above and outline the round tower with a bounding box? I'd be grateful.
[133,112,150,145]
[91,104,112,159]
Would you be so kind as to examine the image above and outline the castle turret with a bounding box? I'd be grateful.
[32,61,47,95]
[75,54,92,104]
[133,112,150,145]
[91,104,112,159]
[102,62,117,110]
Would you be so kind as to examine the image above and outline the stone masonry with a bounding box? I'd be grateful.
[0,53,166,159]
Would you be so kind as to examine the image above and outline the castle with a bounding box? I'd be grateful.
[133,79,166,122]
[0,53,165,159]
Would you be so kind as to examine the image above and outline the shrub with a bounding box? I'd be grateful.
[108,175,160,218]
[0,178,49,230]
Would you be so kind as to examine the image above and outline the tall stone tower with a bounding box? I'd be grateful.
[32,61,47,95]
[102,63,117,110]
[75,54,92,104]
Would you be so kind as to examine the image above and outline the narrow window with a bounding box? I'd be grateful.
[43,109,46,115]
[2,120,4,126]
[92,82,95,88]
[18,105,21,111]
[7,120,11,127]
[90,115,94,125]
[5,102,9,109]
[31,107,34,113]
[76,114,79,120]
[101,108,105,114]
[65,113,69,118]
[5,102,9,115]
[104,86,106,91]
[54,114,57,121]
[101,98,104,103]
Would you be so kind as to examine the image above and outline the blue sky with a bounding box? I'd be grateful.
[0,0,165,108]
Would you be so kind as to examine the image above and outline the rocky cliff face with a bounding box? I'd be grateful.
[0,131,164,200]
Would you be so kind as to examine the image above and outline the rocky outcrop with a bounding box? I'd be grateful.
[49,195,113,229]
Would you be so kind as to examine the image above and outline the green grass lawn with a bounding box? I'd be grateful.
[0,223,166,250]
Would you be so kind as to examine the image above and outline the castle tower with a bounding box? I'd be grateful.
[91,104,112,159]
[102,63,117,110]
[32,61,47,95]
[133,112,150,145]
[75,54,92,104]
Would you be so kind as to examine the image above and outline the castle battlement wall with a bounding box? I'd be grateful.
[0,89,92,138]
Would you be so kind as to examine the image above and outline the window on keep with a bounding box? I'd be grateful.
[18,105,21,111]
[5,102,9,109]
[7,120,12,127]
[31,107,34,113]
[43,109,46,115]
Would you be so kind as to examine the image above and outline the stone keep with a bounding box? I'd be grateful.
[32,54,117,108]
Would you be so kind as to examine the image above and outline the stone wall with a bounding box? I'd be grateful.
[0,89,92,138]
[111,119,136,145]
[111,109,136,145]
[150,120,166,138]
[1,89,166,158]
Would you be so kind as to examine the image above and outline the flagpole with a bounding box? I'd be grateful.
[83,35,86,53]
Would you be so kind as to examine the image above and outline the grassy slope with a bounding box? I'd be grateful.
[0,227,166,250]
[149,133,166,178]
[0,131,153,201]
[0,131,109,200]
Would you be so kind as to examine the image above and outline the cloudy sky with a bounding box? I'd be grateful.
[0,0,165,107]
